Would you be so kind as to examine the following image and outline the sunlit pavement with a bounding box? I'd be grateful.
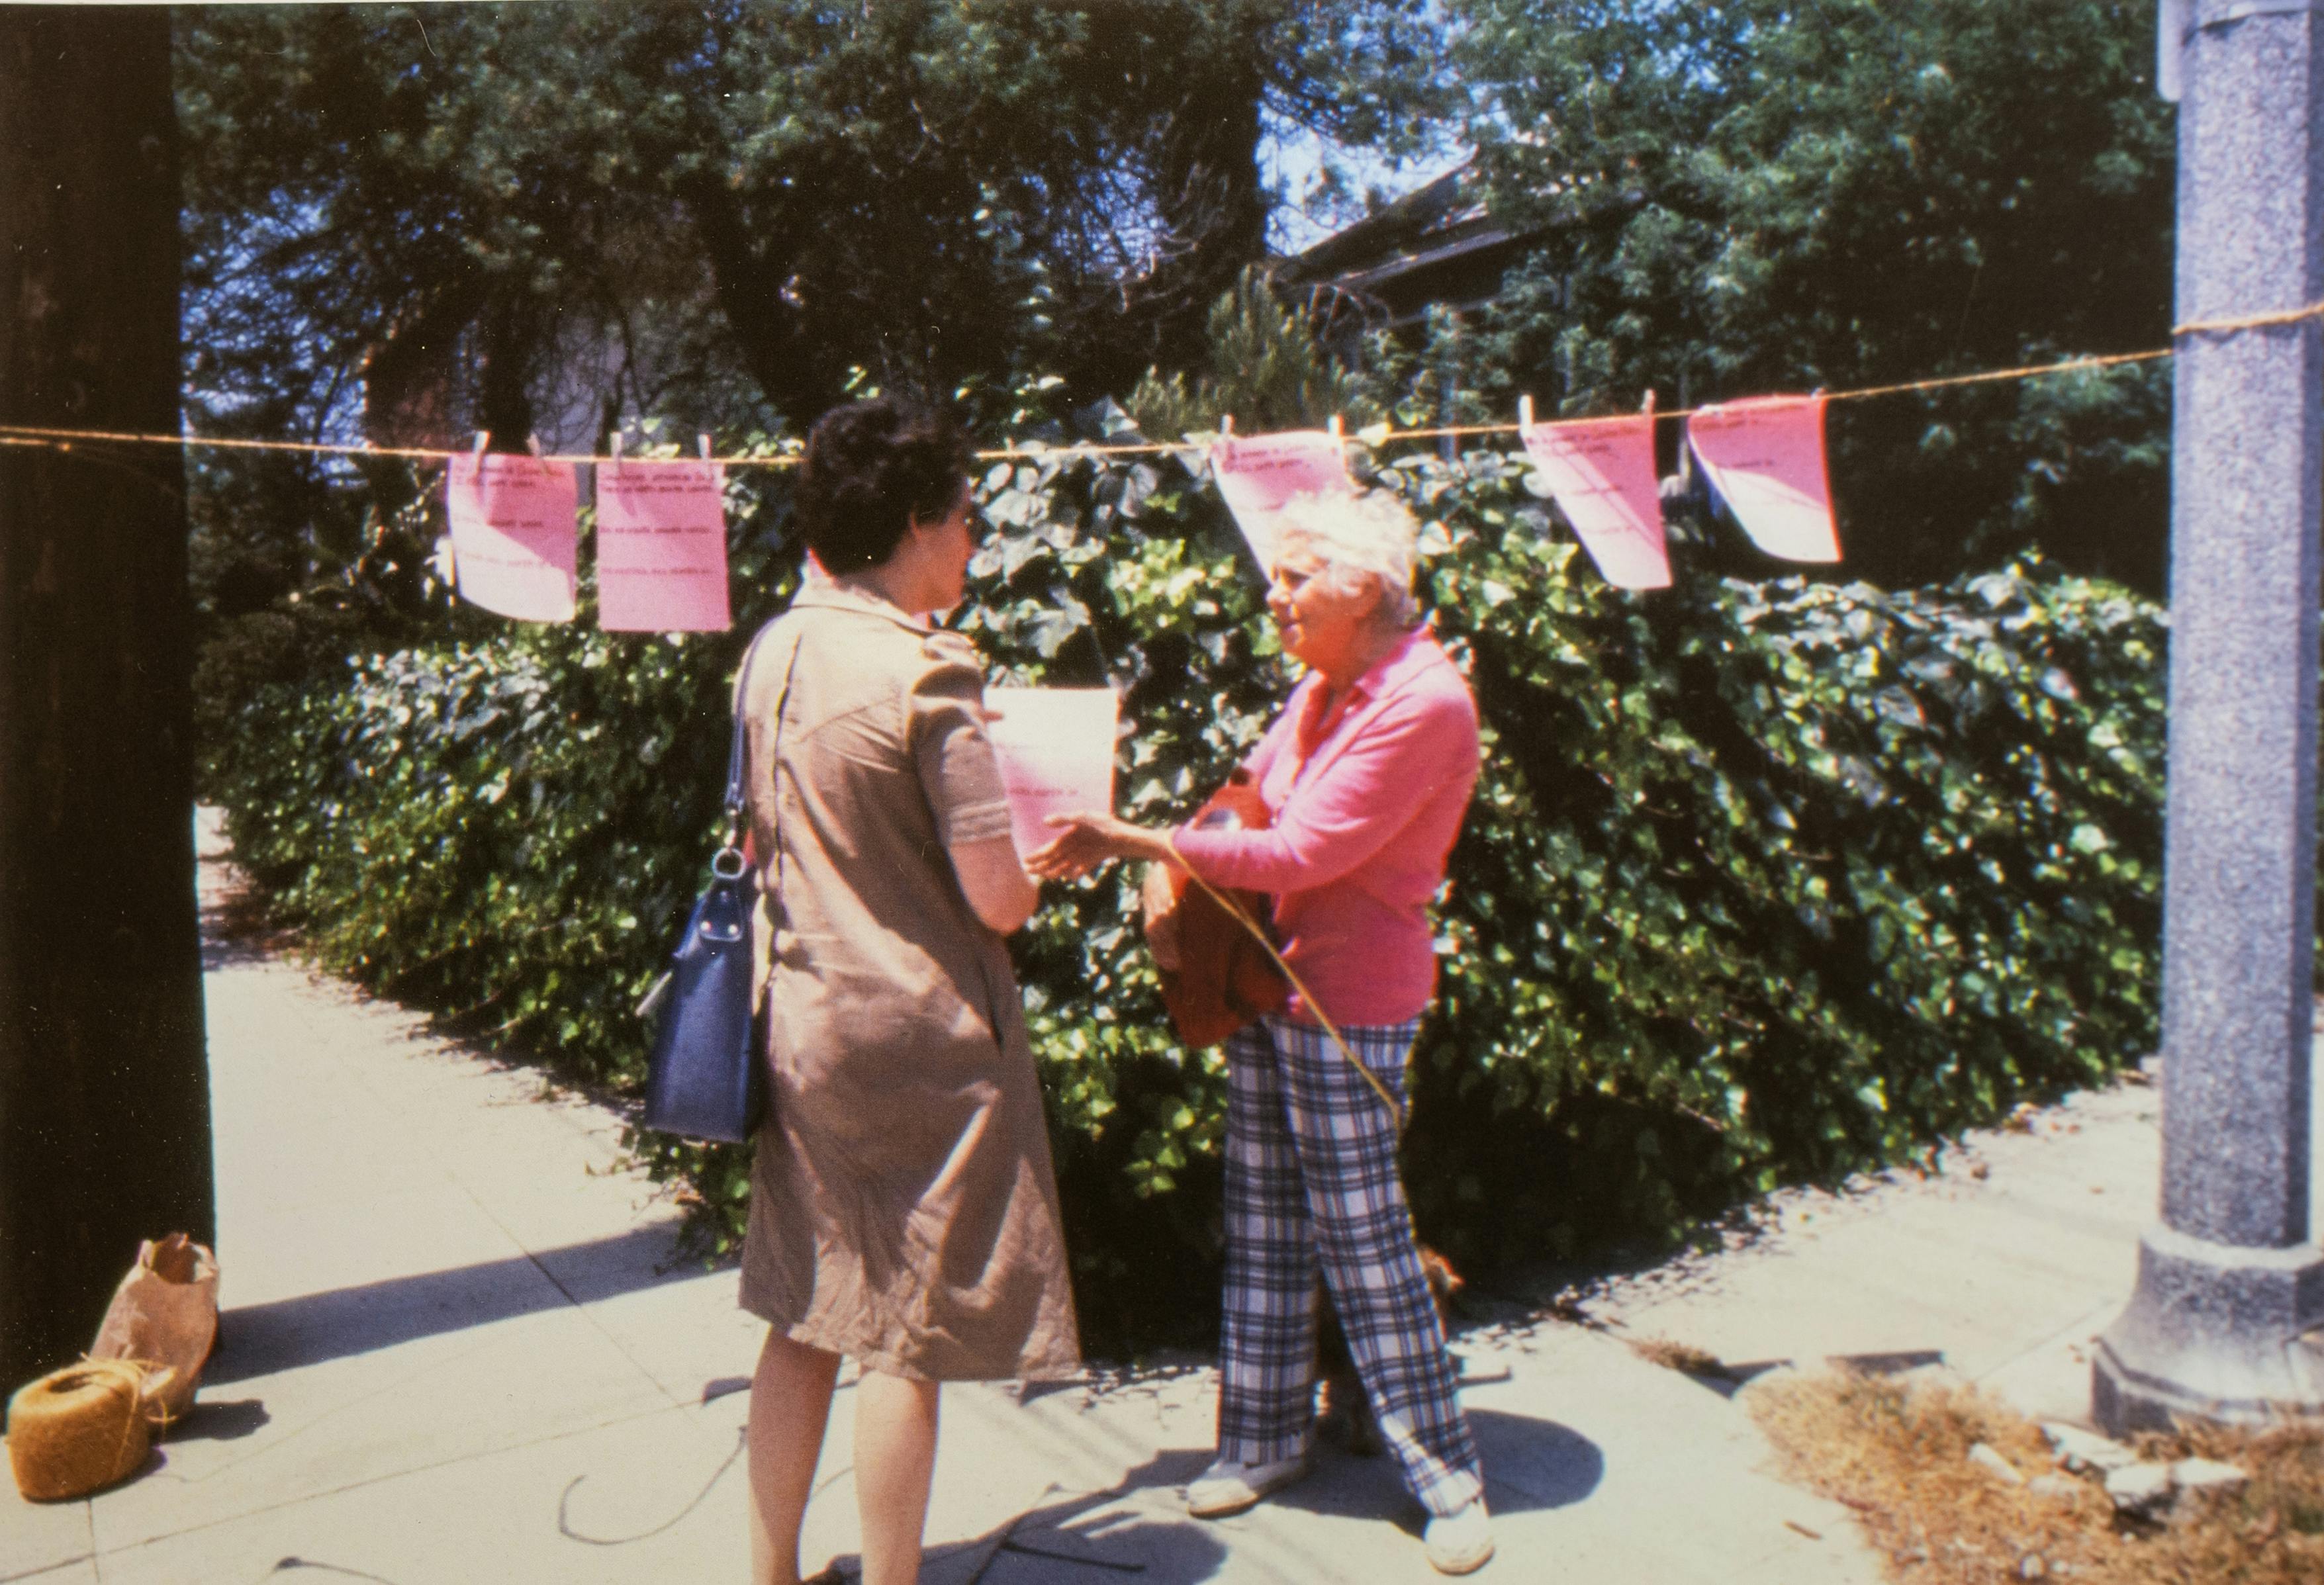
[2,808,2166,1583]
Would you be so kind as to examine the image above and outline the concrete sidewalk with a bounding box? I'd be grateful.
[3,812,2164,1583]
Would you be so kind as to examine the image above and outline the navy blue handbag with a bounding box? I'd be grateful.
[641,624,794,1144]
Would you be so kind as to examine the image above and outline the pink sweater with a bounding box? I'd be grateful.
[1172,627,1481,1027]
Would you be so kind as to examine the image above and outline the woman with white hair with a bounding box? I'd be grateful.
[1030,488,1493,1575]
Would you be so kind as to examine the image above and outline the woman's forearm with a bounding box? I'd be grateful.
[949,835,1041,932]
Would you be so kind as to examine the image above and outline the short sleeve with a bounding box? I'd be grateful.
[909,632,1015,848]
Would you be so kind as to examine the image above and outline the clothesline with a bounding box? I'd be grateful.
[0,300,2315,471]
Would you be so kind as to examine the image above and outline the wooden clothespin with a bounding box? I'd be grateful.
[1328,413,1344,441]
[1220,414,1234,441]
[471,431,490,458]
[608,430,624,470]
[1518,394,1535,433]
[698,433,713,461]
[1642,390,1657,418]
[525,433,543,458]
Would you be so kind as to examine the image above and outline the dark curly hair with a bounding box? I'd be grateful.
[795,397,972,573]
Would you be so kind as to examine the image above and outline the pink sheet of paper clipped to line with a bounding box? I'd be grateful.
[445,453,579,622]
[1686,394,1841,563]
[1209,430,1356,568]
[980,687,1120,859]
[595,459,732,632]
[1520,413,1671,589]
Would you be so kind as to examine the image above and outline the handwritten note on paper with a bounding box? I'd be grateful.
[445,453,579,622]
[596,460,732,632]
[982,687,1120,859]
[1686,395,1841,563]
[1520,414,1671,589]
[1210,430,1357,568]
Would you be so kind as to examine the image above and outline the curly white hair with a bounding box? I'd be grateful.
[1274,489,1421,629]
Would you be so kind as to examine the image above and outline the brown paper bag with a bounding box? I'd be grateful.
[87,1234,218,1427]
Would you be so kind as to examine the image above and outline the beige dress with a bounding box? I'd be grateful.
[735,582,1080,1382]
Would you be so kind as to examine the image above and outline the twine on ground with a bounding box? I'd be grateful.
[557,1424,746,1545]
[0,298,2316,473]
[5,1357,163,1502]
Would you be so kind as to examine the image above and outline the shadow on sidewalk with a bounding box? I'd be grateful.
[825,1449,1229,1585]
[842,1410,1604,1583]
[207,1223,702,1383]
[197,833,292,971]
[1466,1406,1604,1512]
[1267,1405,1603,1535]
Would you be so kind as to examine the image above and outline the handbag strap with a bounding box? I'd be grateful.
[721,625,774,836]
[718,619,800,867]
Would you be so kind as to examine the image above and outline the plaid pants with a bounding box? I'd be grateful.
[1216,1015,1485,1517]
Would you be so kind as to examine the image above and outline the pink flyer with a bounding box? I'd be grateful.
[981,687,1120,859]
[445,453,579,622]
[595,460,732,632]
[1520,413,1671,589]
[1210,430,1356,568]
[1685,395,1842,563]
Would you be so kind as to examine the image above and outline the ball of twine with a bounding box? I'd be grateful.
[7,1359,155,1502]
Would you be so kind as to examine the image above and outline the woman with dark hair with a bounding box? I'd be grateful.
[735,396,1079,1585]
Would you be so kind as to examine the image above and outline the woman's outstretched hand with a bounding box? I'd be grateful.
[1024,811,1173,881]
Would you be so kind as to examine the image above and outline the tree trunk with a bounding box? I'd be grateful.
[475,291,542,451]
[0,9,212,1389]
[1065,52,1273,397]
[1147,62,1271,363]
[677,171,835,426]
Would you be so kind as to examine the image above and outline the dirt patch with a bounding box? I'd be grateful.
[1627,1335,1735,1381]
[1746,1369,2324,1582]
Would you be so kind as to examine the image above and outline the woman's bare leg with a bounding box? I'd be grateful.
[853,1370,941,1585]
[747,1328,842,1585]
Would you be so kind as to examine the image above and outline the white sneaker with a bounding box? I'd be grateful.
[1184,1453,1309,1518]
[1424,1498,1495,1574]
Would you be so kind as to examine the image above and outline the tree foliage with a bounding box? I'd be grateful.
[1126,265,1381,438]
[175,0,2186,649]
[173,1,1453,667]
[1454,0,2175,590]
[176,1,1450,445]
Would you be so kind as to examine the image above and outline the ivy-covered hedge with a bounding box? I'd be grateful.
[210,438,2168,1349]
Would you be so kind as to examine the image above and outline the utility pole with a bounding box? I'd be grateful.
[2092,0,2324,1430]
[0,9,212,1388]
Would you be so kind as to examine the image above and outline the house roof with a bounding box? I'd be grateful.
[1273,163,1536,332]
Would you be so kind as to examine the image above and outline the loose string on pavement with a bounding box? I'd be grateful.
[0,300,2316,474]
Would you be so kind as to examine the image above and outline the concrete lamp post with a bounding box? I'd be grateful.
[2092,0,2324,1431]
